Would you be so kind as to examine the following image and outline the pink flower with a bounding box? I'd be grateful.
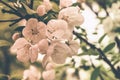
[46,41,71,64]
[59,0,73,9]
[42,40,79,64]
[46,19,72,40]
[45,62,55,70]
[43,0,52,11]
[11,38,38,63]
[22,18,47,44]
[58,6,84,30]
[12,32,21,41]
[67,40,80,56]
[36,5,46,16]
[38,39,49,54]
[23,66,41,80]
[42,69,55,80]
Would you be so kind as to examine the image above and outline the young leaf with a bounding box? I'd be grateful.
[0,40,11,47]
[103,42,115,53]
[90,67,100,80]
[98,33,107,43]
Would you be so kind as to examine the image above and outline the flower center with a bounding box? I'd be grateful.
[31,29,39,35]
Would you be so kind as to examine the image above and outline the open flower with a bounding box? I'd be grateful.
[46,41,71,64]
[11,38,38,63]
[22,18,47,44]
[23,66,41,80]
[46,19,72,40]
[42,40,79,64]
[58,6,84,31]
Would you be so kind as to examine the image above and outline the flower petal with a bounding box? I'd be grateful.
[11,38,29,52]
[29,45,39,63]
[38,39,48,54]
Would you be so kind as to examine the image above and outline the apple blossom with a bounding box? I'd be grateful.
[58,6,84,31]
[22,18,47,44]
[45,62,55,70]
[46,41,71,64]
[23,66,41,80]
[42,69,55,80]
[11,38,39,63]
[46,19,72,40]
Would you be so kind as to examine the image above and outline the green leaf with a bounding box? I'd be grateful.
[103,42,115,53]
[0,40,11,47]
[112,27,120,34]
[98,33,107,43]
[90,67,100,80]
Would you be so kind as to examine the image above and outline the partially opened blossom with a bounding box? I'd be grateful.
[46,19,72,40]
[12,32,21,41]
[22,18,47,44]
[36,5,46,16]
[23,66,41,80]
[43,0,52,11]
[45,62,55,70]
[11,38,39,63]
[58,6,84,31]
[42,69,55,80]
[59,0,73,9]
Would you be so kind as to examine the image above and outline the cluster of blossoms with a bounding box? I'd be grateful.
[23,62,55,80]
[11,0,84,67]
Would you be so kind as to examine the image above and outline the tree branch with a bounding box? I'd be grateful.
[0,18,21,22]
[73,31,120,79]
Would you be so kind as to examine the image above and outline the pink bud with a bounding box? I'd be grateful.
[12,32,21,41]
[42,69,55,80]
[37,5,46,16]
[45,62,55,70]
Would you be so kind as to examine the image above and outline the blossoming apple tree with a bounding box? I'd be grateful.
[0,0,120,80]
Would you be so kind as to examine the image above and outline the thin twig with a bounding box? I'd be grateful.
[9,17,23,27]
[0,18,21,22]
[73,31,120,78]
[0,0,17,12]
[29,0,34,9]
[0,0,22,17]
[2,9,21,17]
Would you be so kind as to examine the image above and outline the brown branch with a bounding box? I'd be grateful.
[73,31,120,79]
